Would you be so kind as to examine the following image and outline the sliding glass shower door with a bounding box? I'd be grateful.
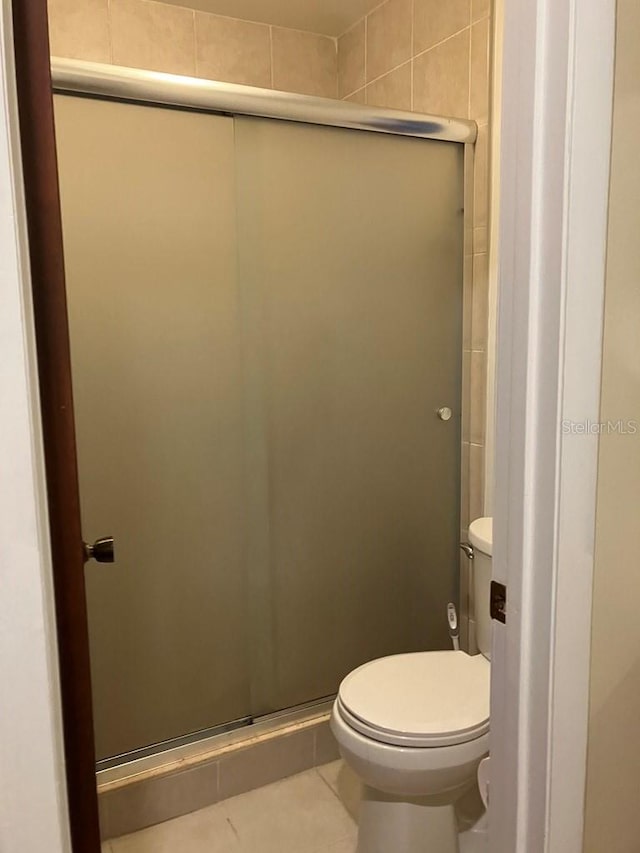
[54,95,463,763]
[55,96,251,760]
[235,117,464,713]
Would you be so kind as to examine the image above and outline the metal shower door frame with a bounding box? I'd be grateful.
[51,55,479,775]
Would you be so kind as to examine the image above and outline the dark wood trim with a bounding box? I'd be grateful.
[11,3,101,850]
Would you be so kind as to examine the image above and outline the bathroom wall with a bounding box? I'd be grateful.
[47,0,338,97]
[583,1,640,850]
[337,0,492,537]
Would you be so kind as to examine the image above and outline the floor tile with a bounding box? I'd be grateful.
[459,825,489,853]
[110,802,242,853]
[316,760,342,791]
[317,761,362,822]
[224,769,356,853]
[109,759,487,853]
[314,720,341,765]
[316,837,357,853]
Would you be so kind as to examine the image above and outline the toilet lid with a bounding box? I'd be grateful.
[337,651,490,748]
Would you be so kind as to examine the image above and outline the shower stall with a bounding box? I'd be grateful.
[52,61,472,767]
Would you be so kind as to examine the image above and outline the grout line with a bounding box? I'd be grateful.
[342,84,366,101]
[269,25,274,89]
[468,20,473,119]
[191,9,197,77]
[410,0,414,110]
[413,23,471,63]
[471,5,492,24]
[106,0,113,65]
[266,23,337,39]
[363,56,412,89]
[364,13,368,98]
[336,16,364,41]
[166,2,334,41]
[314,764,345,805]
[410,55,415,109]
[361,0,394,30]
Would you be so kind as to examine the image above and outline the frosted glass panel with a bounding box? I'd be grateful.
[54,96,249,760]
[235,117,464,713]
[55,96,464,758]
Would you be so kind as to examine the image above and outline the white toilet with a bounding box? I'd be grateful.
[331,517,493,853]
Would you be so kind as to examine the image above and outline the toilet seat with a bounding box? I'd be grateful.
[337,650,490,748]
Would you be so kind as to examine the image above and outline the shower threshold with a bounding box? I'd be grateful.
[96,694,335,786]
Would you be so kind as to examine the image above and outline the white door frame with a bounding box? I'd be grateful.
[0,5,71,853]
[490,0,615,851]
[0,0,617,851]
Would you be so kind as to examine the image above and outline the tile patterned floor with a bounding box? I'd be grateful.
[102,760,487,853]
[102,762,359,853]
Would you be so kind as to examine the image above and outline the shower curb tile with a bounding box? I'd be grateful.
[218,727,315,801]
[314,720,341,765]
[100,759,219,840]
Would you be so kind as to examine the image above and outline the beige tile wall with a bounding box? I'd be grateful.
[338,0,493,538]
[47,0,338,98]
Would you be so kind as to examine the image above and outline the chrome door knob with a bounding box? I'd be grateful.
[83,536,115,563]
[437,406,453,421]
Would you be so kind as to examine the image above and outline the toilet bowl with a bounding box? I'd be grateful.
[331,517,493,853]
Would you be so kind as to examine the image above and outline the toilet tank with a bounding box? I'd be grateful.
[468,517,493,659]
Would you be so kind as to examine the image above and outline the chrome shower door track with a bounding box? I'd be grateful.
[50,57,477,144]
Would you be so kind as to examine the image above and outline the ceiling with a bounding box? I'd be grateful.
[162,0,381,36]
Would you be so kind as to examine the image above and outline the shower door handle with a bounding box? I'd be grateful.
[83,536,115,564]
